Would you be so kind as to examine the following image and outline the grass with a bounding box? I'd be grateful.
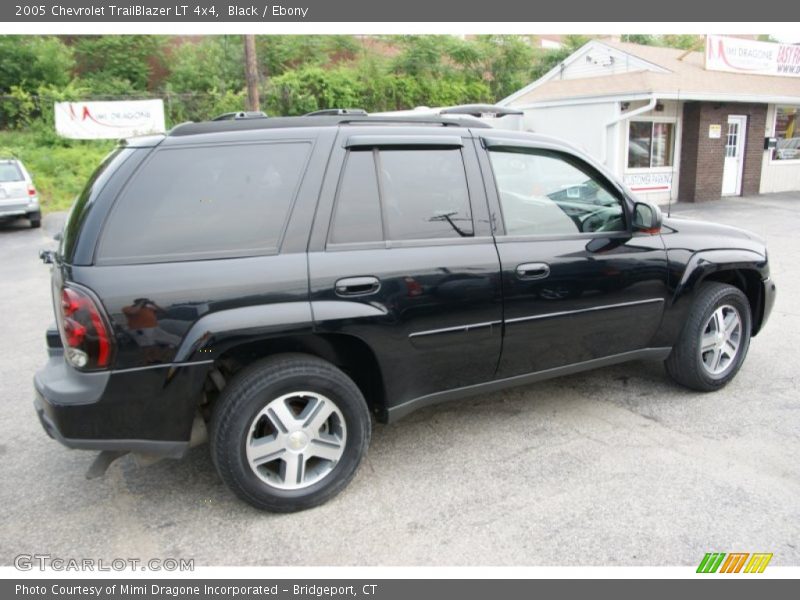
[0,130,115,213]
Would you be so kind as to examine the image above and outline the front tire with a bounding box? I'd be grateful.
[665,282,751,392]
[210,354,371,512]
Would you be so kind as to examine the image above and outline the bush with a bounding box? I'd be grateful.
[0,130,114,213]
[0,36,74,94]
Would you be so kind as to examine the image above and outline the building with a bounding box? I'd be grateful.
[498,37,800,203]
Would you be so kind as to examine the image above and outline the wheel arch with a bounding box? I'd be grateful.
[208,333,387,421]
[674,249,768,336]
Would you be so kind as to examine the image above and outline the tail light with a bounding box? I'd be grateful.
[56,285,113,370]
[27,184,36,197]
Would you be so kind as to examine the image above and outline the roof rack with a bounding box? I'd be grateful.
[212,111,269,121]
[304,108,368,116]
[439,104,523,118]
[168,113,492,137]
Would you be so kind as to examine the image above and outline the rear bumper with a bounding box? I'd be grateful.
[0,197,39,218]
[34,393,188,458]
[33,345,210,458]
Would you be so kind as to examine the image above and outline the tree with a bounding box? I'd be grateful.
[243,35,260,111]
[0,36,74,93]
[71,35,166,91]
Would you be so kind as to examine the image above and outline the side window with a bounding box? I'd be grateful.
[97,142,310,263]
[328,150,383,244]
[488,149,626,236]
[379,149,473,240]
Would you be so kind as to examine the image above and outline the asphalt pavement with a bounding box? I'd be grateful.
[0,194,798,566]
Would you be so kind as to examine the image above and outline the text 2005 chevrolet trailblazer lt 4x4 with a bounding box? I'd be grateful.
[34,111,776,512]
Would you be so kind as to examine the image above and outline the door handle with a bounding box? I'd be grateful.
[516,262,550,281]
[335,276,381,297]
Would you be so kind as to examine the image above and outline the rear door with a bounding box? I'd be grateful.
[307,129,503,413]
[476,135,670,378]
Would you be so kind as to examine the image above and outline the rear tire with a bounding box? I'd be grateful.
[210,353,371,512]
[665,282,751,392]
[28,214,41,229]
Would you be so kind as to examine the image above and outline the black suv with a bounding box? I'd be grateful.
[34,113,776,512]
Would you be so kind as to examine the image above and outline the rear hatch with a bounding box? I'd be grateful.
[0,160,29,210]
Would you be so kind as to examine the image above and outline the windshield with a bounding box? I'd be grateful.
[0,162,23,182]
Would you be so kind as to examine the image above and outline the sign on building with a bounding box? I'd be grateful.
[706,35,800,78]
[624,172,673,193]
[54,99,166,139]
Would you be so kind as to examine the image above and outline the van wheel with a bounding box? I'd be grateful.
[210,354,371,512]
[665,282,751,392]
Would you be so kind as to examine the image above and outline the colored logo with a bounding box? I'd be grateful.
[697,552,773,573]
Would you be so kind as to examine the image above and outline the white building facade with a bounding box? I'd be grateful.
[499,37,800,203]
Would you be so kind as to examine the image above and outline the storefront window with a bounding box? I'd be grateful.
[627,121,675,169]
[773,106,799,161]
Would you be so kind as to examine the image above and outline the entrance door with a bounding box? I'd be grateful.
[721,115,747,196]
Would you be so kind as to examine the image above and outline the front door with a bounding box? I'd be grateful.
[722,115,747,196]
[476,137,670,379]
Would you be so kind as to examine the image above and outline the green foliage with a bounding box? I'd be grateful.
[621,34,704,51]
[256,35,360,77]
[0,87,36,128]
[0,130,114,212]
[0,36,74,93]
[263,65,493,115]
[168,36,244,92]
[72,35,166,91]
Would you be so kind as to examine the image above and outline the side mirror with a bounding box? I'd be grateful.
[632,201,663,234]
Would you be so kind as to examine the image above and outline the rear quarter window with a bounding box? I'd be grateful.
[96,142,311,264]
[0,162,23,182]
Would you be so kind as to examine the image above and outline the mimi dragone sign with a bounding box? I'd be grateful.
[54,99,166,139]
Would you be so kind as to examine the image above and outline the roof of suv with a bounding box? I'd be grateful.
[168,114,493,137]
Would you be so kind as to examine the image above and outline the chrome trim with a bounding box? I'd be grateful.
[111,360,214,374]
[506,298,665,325]
[409,320,501,339]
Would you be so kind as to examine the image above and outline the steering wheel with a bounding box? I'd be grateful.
[580,207,614,233]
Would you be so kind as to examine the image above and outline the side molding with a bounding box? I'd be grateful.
[385,347,672,422]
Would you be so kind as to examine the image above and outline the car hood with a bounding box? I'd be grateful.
[661,216,766,254]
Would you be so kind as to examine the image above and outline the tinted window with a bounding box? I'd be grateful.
[0,162,23,182]
[489,150,625,236]
[98,143,310,263]
[379,149,473,240]
[329,150,383,244]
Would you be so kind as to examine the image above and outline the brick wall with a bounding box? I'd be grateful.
[678,101,767,202]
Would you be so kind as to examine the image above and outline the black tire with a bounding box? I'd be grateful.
[29,217,41,229]
[210,353,371,512]
[665,282,752,392]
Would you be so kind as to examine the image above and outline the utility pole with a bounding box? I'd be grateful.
[243,34,260,112]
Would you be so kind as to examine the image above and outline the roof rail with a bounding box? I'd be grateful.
[304,108,368,116]
[212,111,268,121]
[167,113,493,136]
[339,115,492,128]
[439,104,523,118]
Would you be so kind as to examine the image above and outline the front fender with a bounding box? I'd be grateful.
[650,248,768,347]
[673,248,768,302]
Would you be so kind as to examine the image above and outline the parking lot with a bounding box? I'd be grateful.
[1,194,798,567]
